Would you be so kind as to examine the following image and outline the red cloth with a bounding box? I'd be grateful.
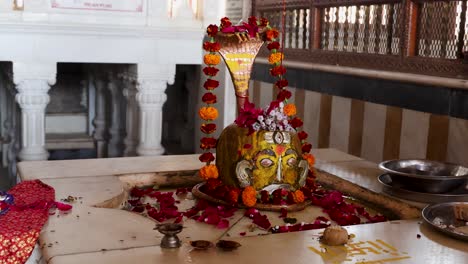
[0,180,55,264]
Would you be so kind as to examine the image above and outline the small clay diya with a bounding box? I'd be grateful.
[190,240,214,250]
[216,240,241,251]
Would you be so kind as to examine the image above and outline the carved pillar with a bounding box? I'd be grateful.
[0,69,9,167]
[13,62,56,161]
[91,70,109,158]
[136,64,175,156]
[123,76,139,157]
[107,71,126,157]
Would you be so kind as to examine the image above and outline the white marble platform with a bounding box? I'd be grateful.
[17,149,468,264]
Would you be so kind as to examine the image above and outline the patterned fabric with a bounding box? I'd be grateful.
[0,180,55,264]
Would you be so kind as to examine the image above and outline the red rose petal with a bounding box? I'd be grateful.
[216,219,229,229]
[55,202,72,212]
[204,213,221,225]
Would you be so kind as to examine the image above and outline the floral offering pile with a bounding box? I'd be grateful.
[125,174,387,234]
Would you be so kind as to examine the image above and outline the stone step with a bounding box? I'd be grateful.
[46,133,94,150]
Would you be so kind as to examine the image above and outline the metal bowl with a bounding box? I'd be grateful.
[379,159,468,193]
[422,202,468,241]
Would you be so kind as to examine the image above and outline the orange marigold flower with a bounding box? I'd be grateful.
[293,190,305,203]
[242,186,257,207]
[268,52,284,64]
[199,106,218,120]
[284,104,296,116]
[204,54,221,65]
[199,164,219,180]
[265,29,279,41]
[303,153,316,168]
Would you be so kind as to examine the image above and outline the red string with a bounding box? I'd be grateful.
[280,0,286,69]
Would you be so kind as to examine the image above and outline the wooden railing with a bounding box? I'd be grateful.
[253,0,468,79]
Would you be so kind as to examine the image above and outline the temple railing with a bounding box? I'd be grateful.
[253,0,468,79]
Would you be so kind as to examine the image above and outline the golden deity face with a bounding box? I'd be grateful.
[216,125,308,192]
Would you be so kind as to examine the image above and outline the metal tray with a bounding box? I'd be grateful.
[378,174,468,203]
[422,202,468,241]
[378,159,468,193]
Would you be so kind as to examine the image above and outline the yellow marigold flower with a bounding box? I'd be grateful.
[242,186,257,207]
[199,106,219,121]
[293,190,305,203]
[303,153,316,168]
[204,54,221,65]
[199,164,219,180]
[284,104,296,116]
[268,52,284,65]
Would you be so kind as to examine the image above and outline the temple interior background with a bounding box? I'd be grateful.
[1,0,468,191]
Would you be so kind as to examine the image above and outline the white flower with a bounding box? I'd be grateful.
[252,123,261,131]
[257,116,264,122]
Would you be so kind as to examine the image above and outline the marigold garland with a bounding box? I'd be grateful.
[199,22,221,180]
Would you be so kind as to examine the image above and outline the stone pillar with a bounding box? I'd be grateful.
[107,71,126,157]
[122,76,139,157]
[136,64,175,156]
[0,69,9,167]
[13,62,56,161]
[91,70,109,158]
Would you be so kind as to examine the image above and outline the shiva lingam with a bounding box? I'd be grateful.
[193,16,312,212]
[155,223,183,248]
